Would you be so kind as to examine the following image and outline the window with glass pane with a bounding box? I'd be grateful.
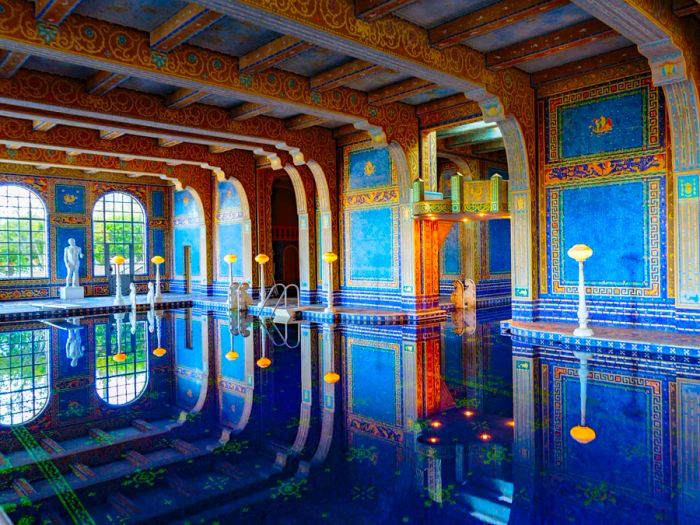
[92,192,147,276]
[0,328,50,426]
[0,185,48,279]
[95,319,148,405]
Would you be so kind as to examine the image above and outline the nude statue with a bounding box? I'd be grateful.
[63,238,83,287]
[66,324,84,367]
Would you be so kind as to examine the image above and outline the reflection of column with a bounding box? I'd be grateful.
[427,451,442,503]
[309,323,336,466]
[678,379,700,521]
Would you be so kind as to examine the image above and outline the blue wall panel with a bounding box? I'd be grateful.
[348,148,392,190]
[442,224,461,275]
[560,181,646,286]
[217,223,244,278]
[488,219,511,274]
[174,227,201,277]
[559,90,646,159]
[347,207,396,283]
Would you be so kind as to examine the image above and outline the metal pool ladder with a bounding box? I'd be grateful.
[259,283,301,321]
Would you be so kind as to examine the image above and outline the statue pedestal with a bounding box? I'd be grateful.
[60,286,84,300]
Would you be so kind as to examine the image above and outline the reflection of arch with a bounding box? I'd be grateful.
[215,176,253,287]
[216,316,254,434]
[95,318,148,406]
[173,187,207,290]
[0,184,48,280]
[173,311,209,417]
[92,190,147,276]
[0,328,50,425]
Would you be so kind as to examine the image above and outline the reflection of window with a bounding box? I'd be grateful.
[95,319,148,405]
[92,192,146,276]
[0,185,48,279]
[0,329,50,426]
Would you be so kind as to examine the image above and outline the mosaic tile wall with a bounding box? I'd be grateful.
[172,188,206,294]
[214,179,247,293]
[340,144,401,309]
[539,73,673,328]
[0,171,171,300]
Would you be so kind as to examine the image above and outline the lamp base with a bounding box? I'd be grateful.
[60,286,84,300]
[324,307,337,314]
[573,326,594,337]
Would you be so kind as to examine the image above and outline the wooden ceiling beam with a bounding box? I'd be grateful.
[368,77,437,106]
[100,130,124,140]
[86,70,129,96]
[430,0,568,49]
[239,35,312,75]
[444,126,502,146]
[150,4,224,52]
[158,138,183,148]
[486,19,617,71]
[0,50,29,79]
[209,145,235,153]
[34,0,83,26]
[672,0,700,16]
[531,45,644,86]
[311,59,383,92]
[32,120,56,132]
[285,114,326,130]
[165,87,209,109]
[230,102,274,120]
[354,0,417,22]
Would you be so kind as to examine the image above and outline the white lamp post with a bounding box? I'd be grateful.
[111,255,126,306]
[255,253,270,307]
[151,255,164,300]
[567,244,594,337]
[224,253,238,309]
[570,351,596,444]
[322,252,338,314]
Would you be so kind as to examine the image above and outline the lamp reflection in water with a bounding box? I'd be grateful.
[112,312,127,363]
[567,244,594,337]
[257,323,272,368]
[225,315,239,362]
[570,351,596,444]
[152,310,166,358]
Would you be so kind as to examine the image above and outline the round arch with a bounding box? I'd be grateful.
[214,175,253,289]
[173,186,207,292]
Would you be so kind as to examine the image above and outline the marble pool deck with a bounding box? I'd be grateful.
[505,320,700,359]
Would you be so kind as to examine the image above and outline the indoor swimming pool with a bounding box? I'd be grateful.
[0,307,697,524]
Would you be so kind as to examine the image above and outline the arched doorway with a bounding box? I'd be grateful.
[271,177,300,292]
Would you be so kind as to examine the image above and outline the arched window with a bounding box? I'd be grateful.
[0,328,50,426]
[95,316,148,405]
[92,192,146,276]
[0,185,48,279]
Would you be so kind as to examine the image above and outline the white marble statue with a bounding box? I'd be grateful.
[129,283,137,309]
[63,238,83,288]
[228,282,240,310]
[146,282,155,309]
[65,323,84,367]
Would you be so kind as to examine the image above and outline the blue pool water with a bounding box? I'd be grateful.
[0,307,697,524]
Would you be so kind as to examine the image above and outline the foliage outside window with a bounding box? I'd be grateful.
[0,329,50,426]
[95,319,148,405]
[0,185,48,279]
[92,192,147,276]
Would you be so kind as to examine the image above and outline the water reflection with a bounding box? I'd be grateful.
[0,309,696,524]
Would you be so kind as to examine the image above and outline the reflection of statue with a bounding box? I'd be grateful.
[129,283,137,311]
[146,282,155,308]
[66,322,84,367]
[64,238,83,287]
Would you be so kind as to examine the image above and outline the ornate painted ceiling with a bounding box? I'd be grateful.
[0,0,691,175]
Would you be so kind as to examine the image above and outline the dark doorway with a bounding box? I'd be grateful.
[271,177,299,293]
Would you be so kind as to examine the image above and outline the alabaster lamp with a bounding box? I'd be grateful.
[567,244,594,337]
[224,254,238,285]
[151,255,165,300]
[255,253,270,307]
[111,255,126,306]
[570,351,596,444]
[322,252,338,314]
